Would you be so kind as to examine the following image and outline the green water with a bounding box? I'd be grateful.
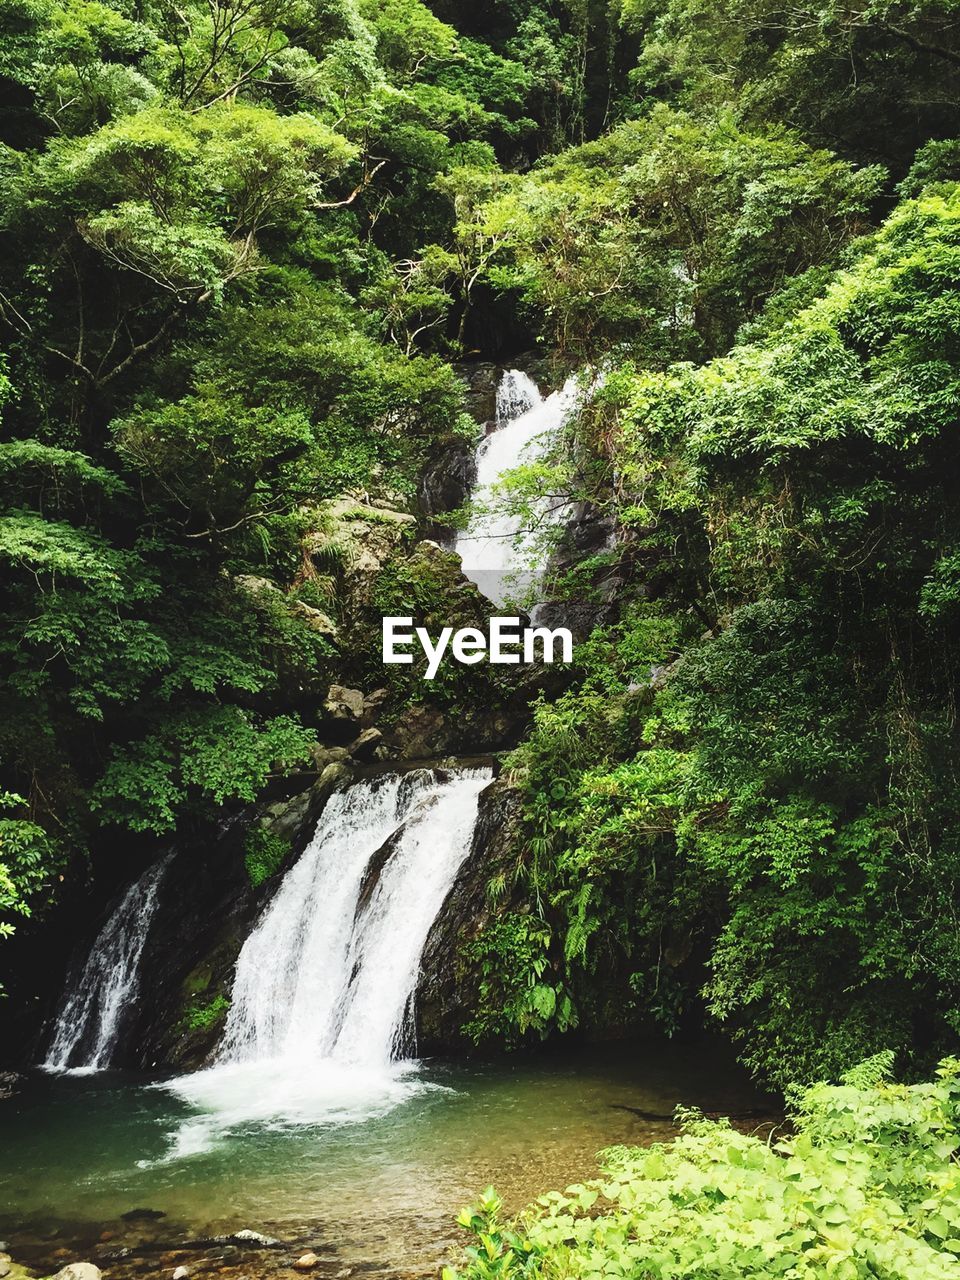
[0,1044,773,1278]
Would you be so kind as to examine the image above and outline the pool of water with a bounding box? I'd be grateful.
[1,1043,776,1278]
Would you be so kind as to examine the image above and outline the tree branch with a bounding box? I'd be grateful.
[314,159,387,210]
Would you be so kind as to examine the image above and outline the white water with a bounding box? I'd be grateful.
[164,768,490,1149]
[455,369,581,608]
[43,854,171,1074]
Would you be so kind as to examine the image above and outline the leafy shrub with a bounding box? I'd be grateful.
[445,1057,960,1280]
[244,827,291,889]
[180,993,230,1033]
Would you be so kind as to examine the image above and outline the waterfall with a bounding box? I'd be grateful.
[163,767,490,1143]
[495,368,540,423]
[43,854,171,1074]
[455,369,581,608]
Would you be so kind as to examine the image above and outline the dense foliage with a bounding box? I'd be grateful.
[2,0,960,1096]
[475,181,960,1086]
[445,1055,960,1280]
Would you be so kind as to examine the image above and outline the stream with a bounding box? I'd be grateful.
[1,1044,774,1278]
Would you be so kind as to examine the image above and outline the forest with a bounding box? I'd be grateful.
[2,0,960,1273]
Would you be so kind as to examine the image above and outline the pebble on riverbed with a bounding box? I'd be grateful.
[292,1253,319,1270]
[172,1266,190,1278]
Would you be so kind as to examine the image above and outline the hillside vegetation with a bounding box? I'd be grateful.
[2,0,960,1090]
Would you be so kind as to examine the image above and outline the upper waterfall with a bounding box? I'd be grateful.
[454,368,580,608]
[43,854,170,1074]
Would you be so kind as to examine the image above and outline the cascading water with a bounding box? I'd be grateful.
[156,368,584,1151]
[43,854,171,1074]
[454,369,581,608]
[163,767,490,1149]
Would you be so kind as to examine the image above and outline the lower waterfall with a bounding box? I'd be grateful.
[43,854,171,1074]
[164,766,490,1148]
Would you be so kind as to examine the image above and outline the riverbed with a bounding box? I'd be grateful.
[1,1042,776,1279]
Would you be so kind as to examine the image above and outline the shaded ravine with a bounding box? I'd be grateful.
[0,368,788,1280]
[37,365,581,1081]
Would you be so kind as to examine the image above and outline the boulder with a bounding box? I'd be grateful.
[234,574,280,597]
[324,685,364,721]
[306,499,417,607]
[324,498,416,527]
[210,1230,282,1248]
[310,744,352,772]
[361,688,390,726]
[348,728,383,760]
[53,1264,102,1280]
[293,602,338,638]
[259,763,352,845]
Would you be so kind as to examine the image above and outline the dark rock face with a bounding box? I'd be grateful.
[127,769,354,1071]
[534,500,621,641]
[453,361,500,426]
[415,777,521,1053]
[418,442,476,546]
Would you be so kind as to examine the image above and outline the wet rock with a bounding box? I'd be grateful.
[173,1268,190,1279]
[310,744,352,772]
[453,361,499,424]
[417,776,518,1051]
[195,1230,283,1249]
[0,1072,20,1099]
[418,441,477,545]
[53,1263,102,1280]
[293,1253,319,1270]
[260,764,352,845]
[348,728,382,760]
